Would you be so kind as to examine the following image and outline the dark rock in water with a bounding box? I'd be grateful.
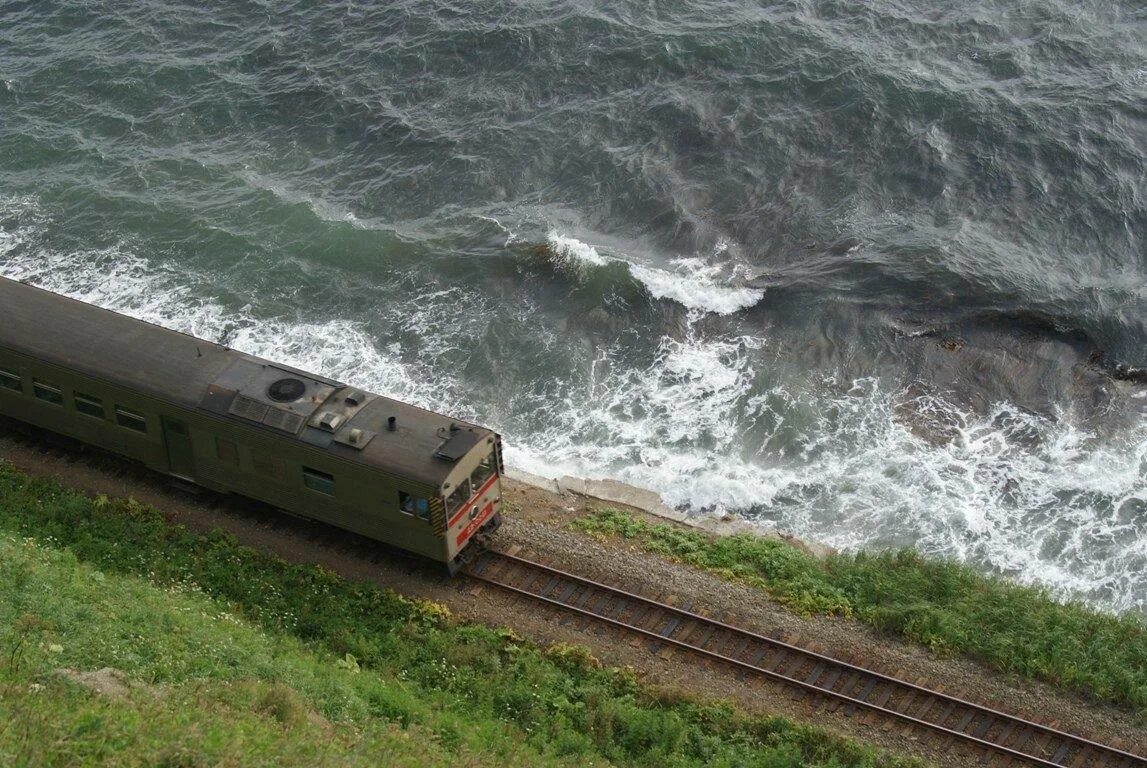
[1112,364,1147,385]
[582,307,621,336]
[1085,350,1147,385]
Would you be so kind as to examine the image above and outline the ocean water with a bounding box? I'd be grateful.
[1,1,1144,613]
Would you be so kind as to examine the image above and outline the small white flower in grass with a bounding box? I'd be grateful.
[28,683,43,694]
[47,643,64,654]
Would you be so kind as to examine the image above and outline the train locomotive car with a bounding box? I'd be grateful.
[0,275,503,571]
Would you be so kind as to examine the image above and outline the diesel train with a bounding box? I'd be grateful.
[0,275,503,571]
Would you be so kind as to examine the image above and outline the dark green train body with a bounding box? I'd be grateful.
[0,276,502,570]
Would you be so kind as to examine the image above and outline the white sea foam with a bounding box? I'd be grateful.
[2,197,1143,615]
[546,230,763,315]
[546,231,608,267]
[630,259,763,315]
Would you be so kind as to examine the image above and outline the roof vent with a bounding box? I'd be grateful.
[267,377,306,403]
[316,411,344,432]
[434,426,482,461]
[334,426,376,451]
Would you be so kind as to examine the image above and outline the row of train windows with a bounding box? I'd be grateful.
[0,370,148,433]
[299,464,434,524]
[303,469,432,524]
[299,464,433,524]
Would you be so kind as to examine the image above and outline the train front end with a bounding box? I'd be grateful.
[436,429,504,570]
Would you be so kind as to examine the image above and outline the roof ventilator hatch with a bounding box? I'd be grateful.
[333,426,376,450]
[316,411,344,432]
[434,423,482,462]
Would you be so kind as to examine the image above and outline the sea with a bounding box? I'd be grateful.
[1,1,1144,614]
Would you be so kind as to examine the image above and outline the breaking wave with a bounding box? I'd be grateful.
[546,231,763,315]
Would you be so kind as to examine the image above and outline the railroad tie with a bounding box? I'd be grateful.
[589,591,610,618]
[994,720,1016,750]
[691,623,716,650]
[555,581,579,604]
[771,651,798,678]
[729,634,752,662]
[818,666,843,693]
[932,694,958,729]
[953,707,977,735]
[972,714,995,740]
[1008,727,1035,759]
[804,662,825,686]
[538,575,560,597]
[829,671,860,713]
[845,676,878,716]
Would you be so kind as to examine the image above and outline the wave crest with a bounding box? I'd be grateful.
[545,230,763,315]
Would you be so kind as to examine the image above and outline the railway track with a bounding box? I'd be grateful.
[465,548,1146,768]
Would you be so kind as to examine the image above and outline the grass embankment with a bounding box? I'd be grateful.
[0,463,926,768]
[575,509,1147,713]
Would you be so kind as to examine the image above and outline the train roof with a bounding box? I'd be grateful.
[0,275,493,487]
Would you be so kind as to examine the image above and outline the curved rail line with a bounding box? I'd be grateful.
[464,548,1146,768]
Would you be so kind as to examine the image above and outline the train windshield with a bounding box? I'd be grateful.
[446,478,471,515]
[470,453,496,489]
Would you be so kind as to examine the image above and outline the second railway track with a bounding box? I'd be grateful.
[465,548,1146,768]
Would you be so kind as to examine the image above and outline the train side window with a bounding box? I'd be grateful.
[398,493,430,520]
[398,491,415,515]
[115,407,148,433]
[74,393,105,418]
[33,380,63,405]
[0,369,21,392]
[302,467,334,496]
[216,437,239,466]
[445,478,471,515]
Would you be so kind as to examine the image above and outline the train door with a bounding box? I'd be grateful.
[161,416,196,481]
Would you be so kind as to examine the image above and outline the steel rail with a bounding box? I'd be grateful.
[466,549,1145,768]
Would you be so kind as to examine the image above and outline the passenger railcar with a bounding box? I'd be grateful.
[0,275,502,570]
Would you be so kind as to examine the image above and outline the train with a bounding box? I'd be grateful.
[0,275,503,571]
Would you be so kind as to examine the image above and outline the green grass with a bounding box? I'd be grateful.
[0,462,926,768]
[0,534,550,768]
[574,509,1147,713]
